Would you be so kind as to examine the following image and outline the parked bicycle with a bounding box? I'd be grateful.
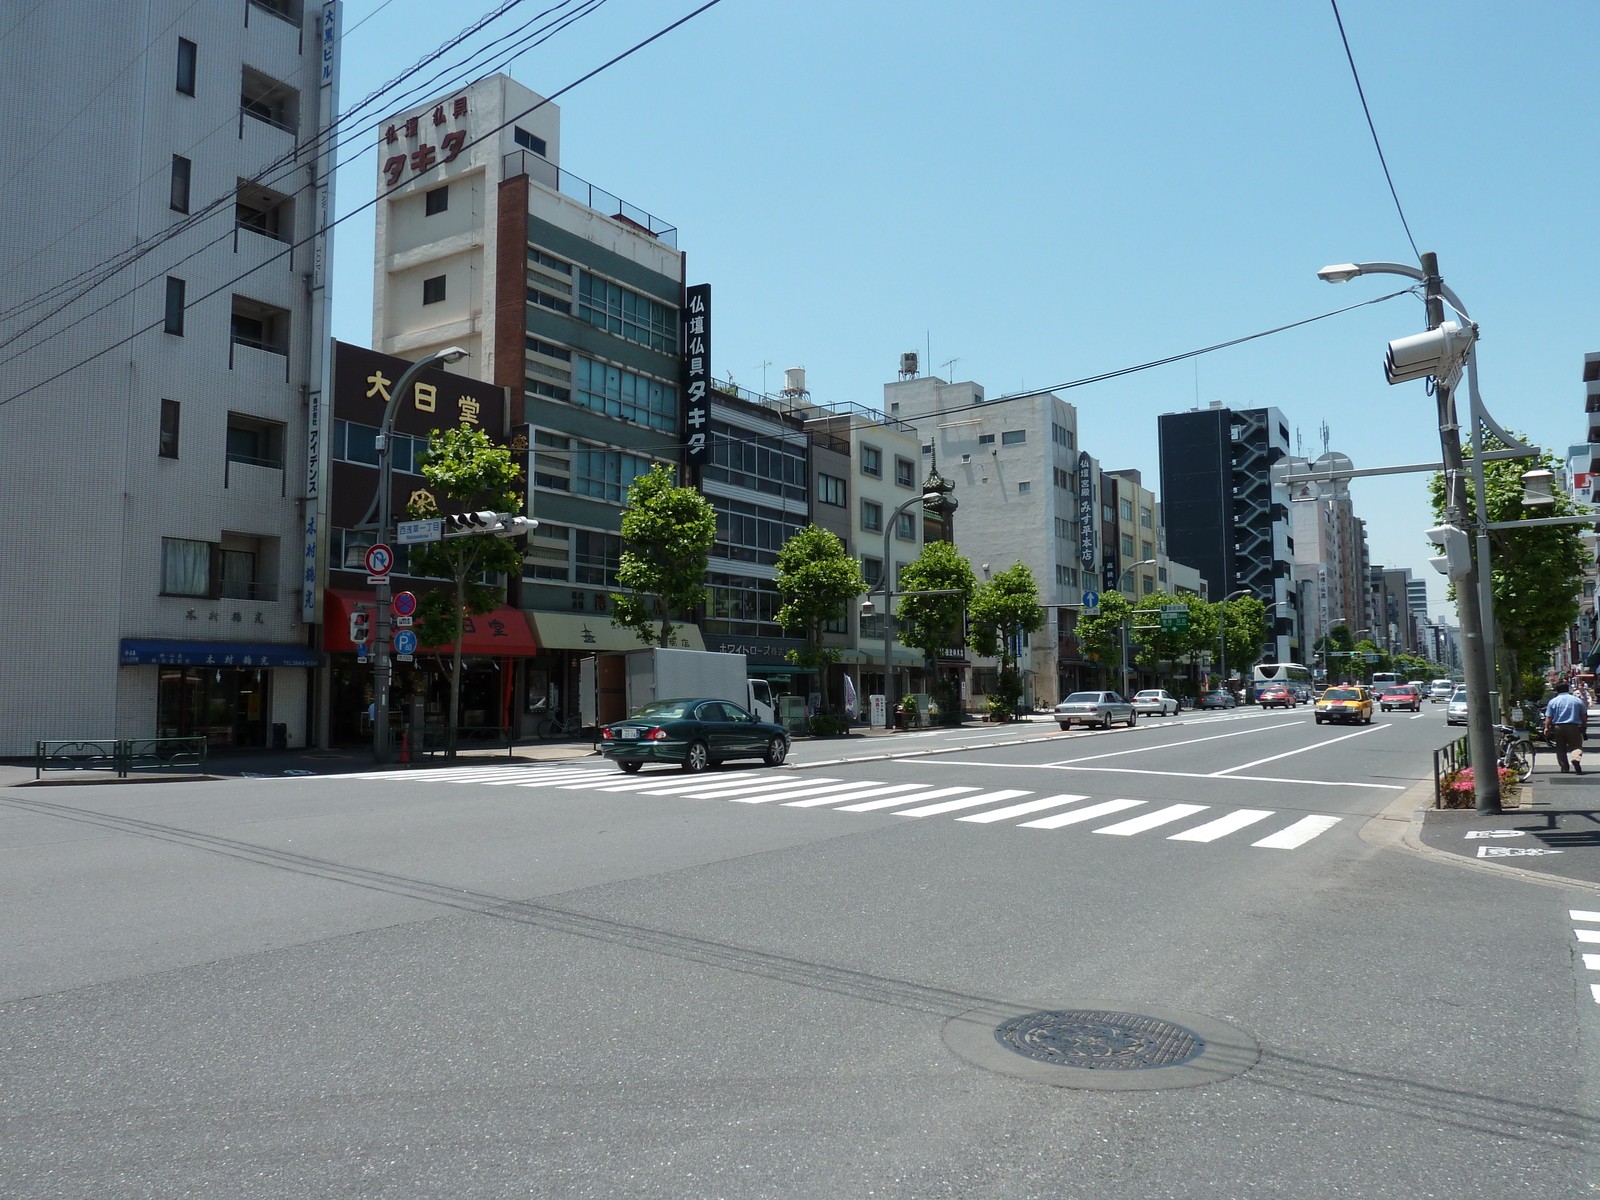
[533,707,585,740]
[1494,723,1535,784]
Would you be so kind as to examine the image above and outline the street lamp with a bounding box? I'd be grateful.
[366,345,469,764]
[1118,559,1157,697]
[869,484,957,709]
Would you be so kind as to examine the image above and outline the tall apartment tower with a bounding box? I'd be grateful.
[0,2,340,755]
[372,73,685,715]
[1158,403,1298,665]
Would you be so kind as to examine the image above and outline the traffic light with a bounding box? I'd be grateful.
[349,608,371,644]
[1426,524,1472,580]
[442,511,538,539]
[1385,322,1476,387]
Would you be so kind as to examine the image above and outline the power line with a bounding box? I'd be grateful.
[0,0,726,410]
[1328,0,1421,262]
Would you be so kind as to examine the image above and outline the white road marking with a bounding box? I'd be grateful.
[820,784,970,811]
[1168,809,1277,843]
[1044,723,1301,767]
[956,794,1090,823]
[1210,725,1389,777]
[1478,846,1562,858]
[1464,830,1525,839]
[484,770,608,786]
[1577,930,1600,944]
[1019,799,1145,830]
[672,777,835,799]
[1409,714,1425,720]
[1591,984,1600,1004]
[1571,910,1600,922]
[891,789,1033,817]
[1251,815,1343,849]
[729,782,912,805]
[1094,804,1210,836]
[565,774,739,793]
[925,761,1407,790]
[818,786,979,811]
[1583,954,1600,971]
[777,782,928,807]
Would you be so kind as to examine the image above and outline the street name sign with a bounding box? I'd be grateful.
[396,518,442,545]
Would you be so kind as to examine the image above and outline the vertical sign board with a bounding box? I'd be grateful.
[683,284,710,467]
[1075,450,1095,571]
[1103,549,1120,594]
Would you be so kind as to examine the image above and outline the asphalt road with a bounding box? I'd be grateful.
[3,704,1597,1198]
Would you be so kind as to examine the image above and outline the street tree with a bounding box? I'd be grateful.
[1074,591,1214,693]
[1215,594,1268,686]
[406,424,524,754]
[775,524,865,715]
[609,463,717,649]
[969,561,1046,718]
[894,541,977,712]
[1429,439,1588,704]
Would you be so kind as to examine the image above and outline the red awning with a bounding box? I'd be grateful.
[324,589,539,655]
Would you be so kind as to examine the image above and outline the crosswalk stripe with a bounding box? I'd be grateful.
[632,775,798,797]
[778,782,906,807]
[786,783,931,810]
[666,776,816,798]
[483,770,606,786]
[957,794,1090,823]
[683,779,853,802]
[560,775,707,792]
[893,789,1033,817]
[1019,798,1145,830]
[1251,814,1342,849]
[1575,930,1600,945]
[816,786,978,811]
[1094,804,1209,836]
[1166,809,1276,842]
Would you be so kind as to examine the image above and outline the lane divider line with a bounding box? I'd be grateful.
[1209,724,1391,777]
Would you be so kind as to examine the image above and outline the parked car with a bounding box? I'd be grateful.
[599,698,790,773]
[1055,691,1136,730]
[1315,686,1373,725]
[1379,686,1421,713]
[1257,685,1296,709]
[1429,680,1454,703]
[1131,689,1180,716]
[1446,686,1469,726]
[1196,690,1238,710]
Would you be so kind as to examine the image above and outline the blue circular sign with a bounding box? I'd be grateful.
[392,629,418,655]
[1081,590,1101,610]
[392,590,417,617]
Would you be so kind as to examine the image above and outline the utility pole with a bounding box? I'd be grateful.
[1424,252,1500,813]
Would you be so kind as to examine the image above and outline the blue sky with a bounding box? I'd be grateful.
[329,0,1599,617]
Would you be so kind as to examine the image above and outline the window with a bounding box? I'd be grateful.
[1121,533,1134,556]
[1001,430,1026,446]
[710,496,803,566]
[226,414,284,469]
[817,473,846,507]
[159,400,180,459]
[514,126,547,156]
[230,295,288,354]
[1140,505,1153,529]
[1102,504,1113,522]
[162,537,211,596]
[895,456,915,488]
[575,530,622,586]
[573,447,656,503]
[1119,497,1133,521]
[1142,575,1156,596]
[1141,540,1153,561]
[1055,517,1071,539]
[861,557,883,588]
[239,67,297,133]
[1054,467,1073,489]
[527,287,571,314]
[860,445,882,478]
[703,420,807,500]
[525,337,571,360]
[1055,564,1077,588]
[422,275,446,305]
[895,511,915,541]
[332,419,427,474]
[176,39,197,96]
[523,524,570,581]
[425,185,448,215]
[249,0,302,24]
[529,248,571,276]
[236,180,291,241]
[1052,423,1070,447]
[571,356,677,433]
[922,444,932,455]
[576,272,677,353]
[164,277,185,335]
[1018,481,1032,494]
[861,500,882,532]
[978,434,995,446]
[169,156,191,213]
[706,572,785,638]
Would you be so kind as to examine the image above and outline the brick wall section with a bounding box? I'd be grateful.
[495,172,531,427]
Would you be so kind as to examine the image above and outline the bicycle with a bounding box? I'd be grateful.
[533,708,585,740]
[1494,723,1536,784]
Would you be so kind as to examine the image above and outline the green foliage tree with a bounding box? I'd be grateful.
[775,525,865,715]
[609,463,717,648]
[1428,439,1588,705]
[1073,590,1133,669]
[1348,638,1387,683]
[1074,590,1215,692]
[1215,594,1268,685]
[405,424,524,753]
[969,562,1046,719]
[894,541,977,709]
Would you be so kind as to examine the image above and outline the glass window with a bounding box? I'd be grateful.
[422,275,446,305]
[895,511,915,540]
[571,356,677,433]
[861,500,882,532]
[1001,430,1026,445]
[702,420,807,501]
[1140,505,1153,528]
[978,434,995,446]
[895,457,915,488]
[1141,540,1153,561]
[425,185,448,216]
[529,248,571,275]
[1119,498,1133,521]
[1142,575,1156,595]
[574,530,622,587]
[159,399,180,459]
[170,155,190,213]
[817,473,846,507]
[576,272,678,353]
[164,277,185,335]
[860,445,882,477]
[1051,423,1069,446]
[1121,533,1134,556]
[514,126,547,156]
[161,537,211,596]
[573,447,656,504]
[710,496,804,566]
[176,39,197,96]
[1018,481,1031,494]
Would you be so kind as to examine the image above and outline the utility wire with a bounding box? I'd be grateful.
[1328,0,1421,262]
[0,0,726,410]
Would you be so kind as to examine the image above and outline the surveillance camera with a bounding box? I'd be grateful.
[1385,322,1475,387]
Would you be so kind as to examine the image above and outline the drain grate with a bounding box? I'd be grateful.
[994,1009,1205,1070]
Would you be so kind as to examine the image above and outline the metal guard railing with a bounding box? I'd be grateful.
[36,738,207,780]
[1432,733,1470,807]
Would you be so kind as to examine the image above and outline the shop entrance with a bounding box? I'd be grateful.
[158,666,271,747]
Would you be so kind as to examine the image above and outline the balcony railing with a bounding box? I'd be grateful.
[220,580,279,602]
[504,151,677,248]
[709,377,918,436]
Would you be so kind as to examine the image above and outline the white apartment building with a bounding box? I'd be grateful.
[0,2,339,754]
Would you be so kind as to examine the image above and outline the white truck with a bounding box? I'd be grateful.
[580,648,775,727]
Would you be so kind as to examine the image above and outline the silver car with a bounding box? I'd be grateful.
[1132,689,1180,716]
[1056,690,1136,730]
[1429,680,1454,703]
[1446,686,1468,726]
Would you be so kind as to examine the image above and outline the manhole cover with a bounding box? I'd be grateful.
[994,1009,1204,1070]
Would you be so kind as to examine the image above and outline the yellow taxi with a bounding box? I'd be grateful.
[1314,685,1373,726]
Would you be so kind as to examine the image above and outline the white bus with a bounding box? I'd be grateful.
[1369,671,1400,689]
[1252,663,1315,702]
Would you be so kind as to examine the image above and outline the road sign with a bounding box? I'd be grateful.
[1363,652,1380,663]
[1160,604,1187,615]
[392,629,418,656]
[1081,590,1100,612]
[396,518,442,545]
[1160,613,1190,633]
[365,543,393,577]
[392,591,417,617]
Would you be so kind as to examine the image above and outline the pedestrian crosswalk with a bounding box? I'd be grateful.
[331,763,1344,851]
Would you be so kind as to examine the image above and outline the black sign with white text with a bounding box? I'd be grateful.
[1076,450,1096,568]
[683,284,710,465]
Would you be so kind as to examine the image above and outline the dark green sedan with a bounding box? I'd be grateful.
[599,698,791,773]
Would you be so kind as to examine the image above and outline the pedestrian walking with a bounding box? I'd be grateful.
[1544,682,1589,774]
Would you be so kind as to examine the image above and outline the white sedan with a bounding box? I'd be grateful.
[1132,689,1180,716]
[1055,691,1136,730]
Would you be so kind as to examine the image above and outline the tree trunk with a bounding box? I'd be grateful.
[447,572,465,758]
[658,596,674,649]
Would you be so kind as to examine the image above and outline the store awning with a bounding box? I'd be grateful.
[119,639,321,668]
[525,611,705,652]
[324,590,539,655]
[746,664,816,677]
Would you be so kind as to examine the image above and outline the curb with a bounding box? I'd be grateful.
[1359,776,1600,896]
